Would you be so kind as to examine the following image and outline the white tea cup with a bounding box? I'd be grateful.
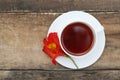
[56,11,104,58]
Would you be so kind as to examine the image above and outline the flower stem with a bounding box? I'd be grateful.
[67,56,79,69]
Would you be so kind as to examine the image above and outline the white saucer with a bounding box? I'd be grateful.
[48,11,105,69]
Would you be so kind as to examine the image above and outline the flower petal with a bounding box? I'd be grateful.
[42,32,65,65]
[52,59,57,65]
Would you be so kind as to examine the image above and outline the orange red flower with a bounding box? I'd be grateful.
[43,32,65,65]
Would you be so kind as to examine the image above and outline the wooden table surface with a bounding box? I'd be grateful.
[0,0,120,80]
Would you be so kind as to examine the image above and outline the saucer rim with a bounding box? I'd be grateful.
[48,11,105,69]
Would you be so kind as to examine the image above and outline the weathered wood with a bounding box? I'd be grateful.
[0,0,119,12]
[0,12,120,70]
[0,70,120,80]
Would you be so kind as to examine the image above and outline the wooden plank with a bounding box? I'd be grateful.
[0,0,120,12]
[0,70,120,80]
[0,12,120,70]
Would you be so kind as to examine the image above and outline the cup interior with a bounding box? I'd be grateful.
[60,22,96,57]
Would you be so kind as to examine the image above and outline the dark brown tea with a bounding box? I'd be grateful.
[61,22,94,56]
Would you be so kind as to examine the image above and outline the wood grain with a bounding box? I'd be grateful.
[0,70,120,80]
[0,0,119,12]
[0,12,120,70]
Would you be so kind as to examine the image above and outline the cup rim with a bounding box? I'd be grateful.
[59,21,97,58]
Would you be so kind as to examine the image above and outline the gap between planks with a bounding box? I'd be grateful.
[0,69,120,71]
